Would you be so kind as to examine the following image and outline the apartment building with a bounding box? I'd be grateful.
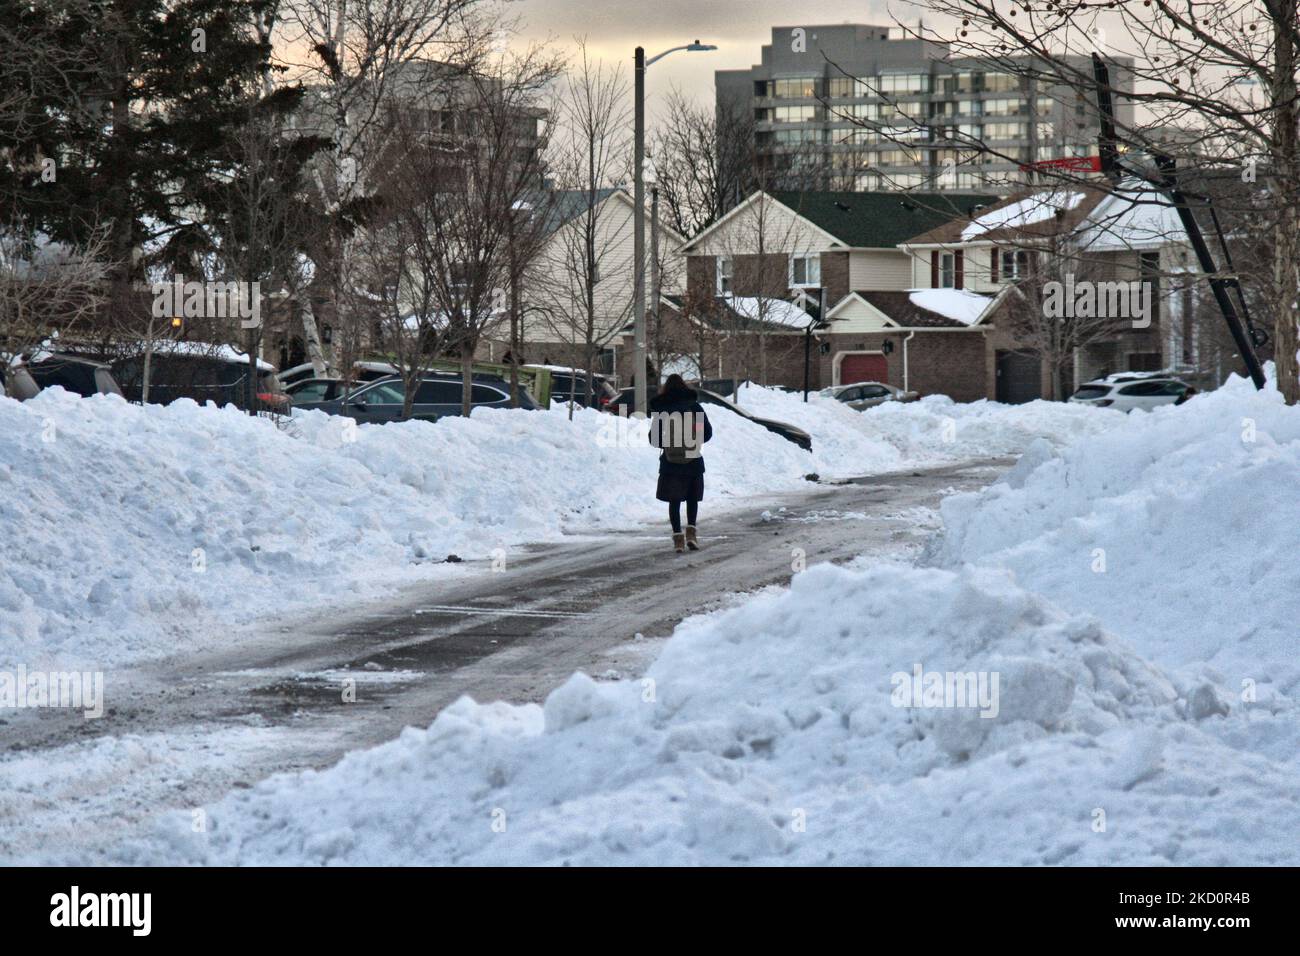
[716,24,1134,193]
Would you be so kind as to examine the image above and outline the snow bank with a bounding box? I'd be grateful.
[929,375,1300,698]
[734,384,1115,476]
[0,382,1108,670]
[114,561,1298,865]
[0,389,795,669]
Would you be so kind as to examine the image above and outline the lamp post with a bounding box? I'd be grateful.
[634,40,716,414]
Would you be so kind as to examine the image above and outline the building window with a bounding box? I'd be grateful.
[939,252,956,288]
[985,122,1027,140]
[828,76,860,97]
[983,98,1026,117]
[774,104,817,123]
[999,249,1030,280]
[716,256,733,296]
[772,77,820,98]
[790,254,821,288]
[878,73,932,95]
[984,72,1020,93]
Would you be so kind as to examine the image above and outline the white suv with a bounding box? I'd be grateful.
[1068,375,1196,412]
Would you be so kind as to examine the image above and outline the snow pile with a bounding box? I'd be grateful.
[930,374,1300,700]
[1,379,1115,669]
[0,388,825,669]
[907,288,992,325]
[734,384,1115,475]
[113,561,1298,866]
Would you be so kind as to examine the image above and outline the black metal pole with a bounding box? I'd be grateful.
[1092,53,1265,390]
[1156,158,1267,390]
[803,325,811,402]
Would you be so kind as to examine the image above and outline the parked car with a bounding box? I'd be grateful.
[605,385,812,451]
[3,352,123,400]
[112,343,291,414]
[1068,376,1196,412]
[280,360,397,388]
[286,377,354,404]
[293,372,538,423]
[821,380,918,410]
[527,365,618,408]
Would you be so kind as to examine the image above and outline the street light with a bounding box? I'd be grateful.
[633,40,716,415]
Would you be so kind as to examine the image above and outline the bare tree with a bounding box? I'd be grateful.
[276,0,493,376]
[648,90,757,237]
[531,43,631,413]
[901,0,1299,403]
[706,187,807,389]
[347,195,441,421]
[0,225,109,395]
[400,46,561,415]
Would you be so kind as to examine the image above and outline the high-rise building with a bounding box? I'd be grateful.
[716,25,1134,193]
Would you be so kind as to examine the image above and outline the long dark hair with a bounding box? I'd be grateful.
[659,373,688,395]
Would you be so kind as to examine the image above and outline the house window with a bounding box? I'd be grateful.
[939,252,956,288]
[790,254,821,288]
[716,256,733,296]
[999,249,1030,280]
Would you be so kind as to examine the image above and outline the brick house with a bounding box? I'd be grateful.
[672,189,1005,396]
[898,183,1195,401]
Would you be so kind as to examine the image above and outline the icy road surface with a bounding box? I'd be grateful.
[0,459,1008,864]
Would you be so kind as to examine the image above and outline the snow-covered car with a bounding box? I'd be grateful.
[4,352,122,400]
[821,380,918,411]
[111,343,291,414]
[294,372,538,423]
[279,360,396,388]
[1068,375,1196,412]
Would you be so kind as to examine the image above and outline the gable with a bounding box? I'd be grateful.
[684,192,842,256]
[825,293,901,333]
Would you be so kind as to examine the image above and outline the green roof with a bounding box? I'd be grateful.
[771,191,1002,249]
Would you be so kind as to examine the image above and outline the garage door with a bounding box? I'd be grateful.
[995,350,1041,404]
[839,352,888,384]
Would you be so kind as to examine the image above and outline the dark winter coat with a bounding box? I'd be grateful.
[648,384,712,502]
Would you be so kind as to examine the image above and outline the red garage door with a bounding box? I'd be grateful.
[839,352,888,385]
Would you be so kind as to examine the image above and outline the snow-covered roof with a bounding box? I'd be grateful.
[719,295,817,330]
[961,190,1088,241]
[1075,183,1186,251]
[905,288,992,326]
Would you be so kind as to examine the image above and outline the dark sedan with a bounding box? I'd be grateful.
[293,373,537,423]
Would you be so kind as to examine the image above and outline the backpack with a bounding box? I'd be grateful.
[652,409,698,464]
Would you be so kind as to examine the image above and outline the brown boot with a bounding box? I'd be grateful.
[672,532,686,553]
[685,526,700,551]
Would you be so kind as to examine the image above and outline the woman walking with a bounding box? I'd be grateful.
[648,374,712,553]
